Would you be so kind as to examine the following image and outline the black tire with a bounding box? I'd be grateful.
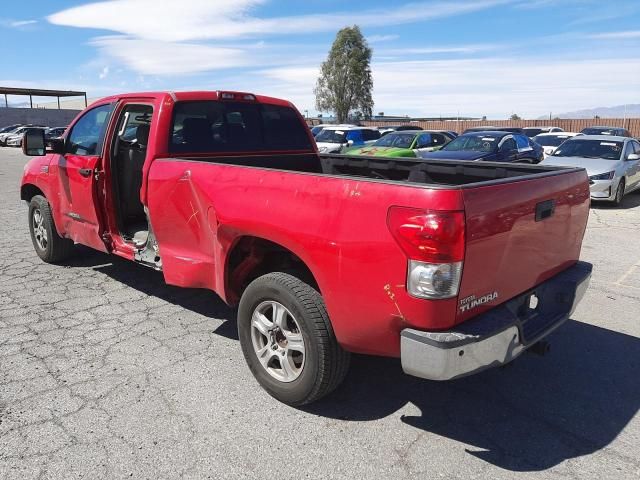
[28,195,74,263]
[238,272,350,406]
[612,178,625,207]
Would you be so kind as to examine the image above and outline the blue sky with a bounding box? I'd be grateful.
[1,0,639,118]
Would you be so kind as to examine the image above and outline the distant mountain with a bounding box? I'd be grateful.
[538,104,640,120]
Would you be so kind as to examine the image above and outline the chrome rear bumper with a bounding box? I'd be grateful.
[401,261,592,381]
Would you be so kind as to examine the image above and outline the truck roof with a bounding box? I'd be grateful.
[89,90,294,109]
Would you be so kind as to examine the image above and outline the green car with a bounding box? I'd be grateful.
[346,130,454,157]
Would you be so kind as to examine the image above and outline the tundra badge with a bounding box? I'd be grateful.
[459,292,498,313]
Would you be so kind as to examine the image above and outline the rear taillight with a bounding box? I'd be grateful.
[387,207,465,299]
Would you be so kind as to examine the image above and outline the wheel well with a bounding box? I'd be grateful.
[21,184,44,202]
[226,236,319,304]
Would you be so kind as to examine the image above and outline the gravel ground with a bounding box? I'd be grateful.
[1,146,639,479]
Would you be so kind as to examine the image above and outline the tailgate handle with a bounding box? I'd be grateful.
[535,199,555,222]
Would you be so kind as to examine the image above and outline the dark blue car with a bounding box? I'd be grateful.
[417,131,544,163]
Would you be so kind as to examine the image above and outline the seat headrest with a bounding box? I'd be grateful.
[136,124,150,146]
[182,118,211,145]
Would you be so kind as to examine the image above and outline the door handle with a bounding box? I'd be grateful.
[79,168,93,178]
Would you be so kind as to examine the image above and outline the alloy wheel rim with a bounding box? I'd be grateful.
[32,209,48,250]
[250,300,306,383]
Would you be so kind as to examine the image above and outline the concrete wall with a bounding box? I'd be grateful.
[0,107,81,128]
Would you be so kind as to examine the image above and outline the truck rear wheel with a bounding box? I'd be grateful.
[28,195,74,263]
[238,272,350,406]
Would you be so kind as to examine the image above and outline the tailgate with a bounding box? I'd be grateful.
[456,169,590,324]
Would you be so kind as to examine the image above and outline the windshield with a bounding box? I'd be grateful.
[310,126,324,136]
[581,127,617,135]
[372,132,415,148]
[442,133,500,152]
[553,139,623,160]
[533,134,573,147]
[315,129,346,144]
[524,128,545,137]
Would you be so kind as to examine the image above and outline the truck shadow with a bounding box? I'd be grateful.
[64,246,238,340]
[308,320,640,471]
[63,247,638,472]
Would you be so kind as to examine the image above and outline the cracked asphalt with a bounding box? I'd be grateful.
[1,146,639,479]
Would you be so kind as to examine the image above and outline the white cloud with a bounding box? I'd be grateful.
[378,43,498,55]
[367,34,400,43]
[91,36,253,75]
[590,30,640,40]
[0,18,37,28]
[255,56,640,118]
[98,66,109,79]
[10,20,37,27]
[48,0,510,41]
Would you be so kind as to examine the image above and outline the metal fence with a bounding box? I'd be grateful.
[362,118,640,137]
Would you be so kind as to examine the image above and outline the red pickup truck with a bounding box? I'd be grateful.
[20,91,592,405]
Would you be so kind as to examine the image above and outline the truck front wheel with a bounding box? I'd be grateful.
[28,195,74,263]
[238,272,350,406]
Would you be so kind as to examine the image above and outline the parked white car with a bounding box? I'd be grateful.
[523,126,564,138]
[533,132,582,158]
[315,126,381,153]
[310,123,356,138]
[6,127,47,147]
[0,126,26,146]
[541,135,640,205]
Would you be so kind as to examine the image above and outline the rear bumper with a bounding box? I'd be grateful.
[401,261,592,381]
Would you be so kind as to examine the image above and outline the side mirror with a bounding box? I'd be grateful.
[627,153,640,161]
[347,139,354,146]
[22,129,46,156]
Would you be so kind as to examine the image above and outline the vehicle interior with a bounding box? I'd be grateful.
[110,104,152,246]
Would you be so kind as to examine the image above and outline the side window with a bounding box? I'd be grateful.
[431,133,446,146]
[501,137,517,151]
[362,129,380,141]
[67,104,113,156]
[633,141,640,154]
[515,134,531,150]
[347,131,363,143]
[624,141,635,158]
[416,133,433,147]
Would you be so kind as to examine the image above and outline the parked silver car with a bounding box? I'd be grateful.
[5,126,47,147]
[541,135,640,205]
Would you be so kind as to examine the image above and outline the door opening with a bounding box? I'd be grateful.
[111,104,152,246]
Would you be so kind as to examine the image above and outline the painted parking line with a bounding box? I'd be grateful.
[615,259,640,289]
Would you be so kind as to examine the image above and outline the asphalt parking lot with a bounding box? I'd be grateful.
[1,147,639,480]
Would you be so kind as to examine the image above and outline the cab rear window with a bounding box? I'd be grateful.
[170,101,313,153]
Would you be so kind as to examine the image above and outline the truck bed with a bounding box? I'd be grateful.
[172,152,585,188]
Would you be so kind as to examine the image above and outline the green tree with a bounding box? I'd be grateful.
[510,113,522,121]
[315,26,373,123]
